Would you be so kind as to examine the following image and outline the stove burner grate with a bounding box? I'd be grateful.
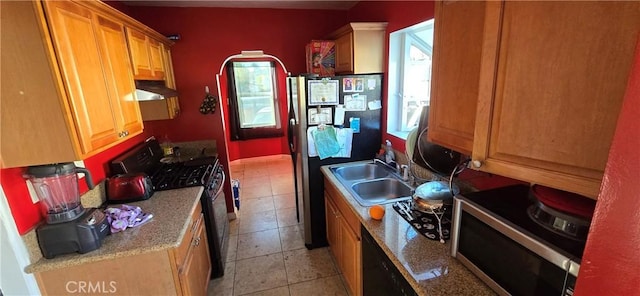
[150,163,214,191]
[393,200,452,242]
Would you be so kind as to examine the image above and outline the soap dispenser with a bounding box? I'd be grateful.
[385,140,395,164]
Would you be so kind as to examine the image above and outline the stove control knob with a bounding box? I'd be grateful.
[87,215,96,225]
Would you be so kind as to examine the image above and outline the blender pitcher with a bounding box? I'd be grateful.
[25,163,94,224]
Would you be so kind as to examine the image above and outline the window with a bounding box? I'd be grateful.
[387,19,434,140]
[227,61,283,140]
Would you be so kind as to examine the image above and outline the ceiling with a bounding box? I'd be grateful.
[122,0,359,10]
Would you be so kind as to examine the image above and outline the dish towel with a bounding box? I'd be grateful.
[307,126,353,159]
[310,126,340,159]
[103,205,153,234]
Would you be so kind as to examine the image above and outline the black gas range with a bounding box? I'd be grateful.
[109,139,220,192]
[109,138,229,278]
[150,161,215,190]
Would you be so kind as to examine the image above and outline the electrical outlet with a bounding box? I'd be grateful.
[74,160,86,179]
[25,179,39,204]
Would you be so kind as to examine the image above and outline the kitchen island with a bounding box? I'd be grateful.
[321,163,494,296]
[24,187,209,295]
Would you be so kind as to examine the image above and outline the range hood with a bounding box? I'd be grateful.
[135,80,178,101]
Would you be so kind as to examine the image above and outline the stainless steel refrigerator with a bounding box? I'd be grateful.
[286,74,383,249]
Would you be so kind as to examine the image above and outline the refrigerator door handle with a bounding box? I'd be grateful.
[287,117,296,154]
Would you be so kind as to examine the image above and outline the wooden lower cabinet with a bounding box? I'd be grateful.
[325,179,362,296]
[178,213,211,296]
[340,218,361,296]
[34,205,210,296]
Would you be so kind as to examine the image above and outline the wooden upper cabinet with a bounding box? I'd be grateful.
[126,27,165,80]
[472,1,640,198]
[139,46,181,121]
[148,38,165,78]
[0,0,146,168]
[328,22,387,74]
[95,14,143,142]
[126,28,151,78]
[43,1,121,154]
[334,33,353,73]
[428,1,486,156]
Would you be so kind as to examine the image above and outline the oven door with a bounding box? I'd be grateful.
[450,197,577,296]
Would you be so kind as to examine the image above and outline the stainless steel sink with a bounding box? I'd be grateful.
[329,161,414,206]
[351,178,413,206]
[332,163,390,181]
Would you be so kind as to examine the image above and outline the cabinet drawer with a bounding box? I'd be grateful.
[174,202,202,268]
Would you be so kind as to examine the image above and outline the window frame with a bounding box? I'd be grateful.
[227,61,283,141]
[386,19,435,140]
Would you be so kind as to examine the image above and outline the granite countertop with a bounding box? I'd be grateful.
[25,186,203,273]
[321,162,495,296]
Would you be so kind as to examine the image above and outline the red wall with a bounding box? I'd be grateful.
[127,2,437,161]
[575,38,640,295]
[127,6,348,161]
[1,133,150,234]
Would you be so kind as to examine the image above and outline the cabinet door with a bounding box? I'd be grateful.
[95,14,143,139]
[428,1,486,155]
[334,33,353,73]
[474,1,640,198]
[163,47,176,88]
[148,39,165,79]
[341,220,362,296]
[179,215,211,296]
[324,197,341,263]
[44,1,119,154]
[163,47,180,118]
[126,28,153,79]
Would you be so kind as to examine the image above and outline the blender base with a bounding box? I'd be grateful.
[37,208,110,259]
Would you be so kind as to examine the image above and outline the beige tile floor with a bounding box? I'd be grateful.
[208,155,349,296]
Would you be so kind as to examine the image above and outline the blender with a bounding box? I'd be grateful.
[26,163,110,259]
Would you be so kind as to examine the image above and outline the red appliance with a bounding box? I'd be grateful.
[528,185,596,241]
[106,173,154,203]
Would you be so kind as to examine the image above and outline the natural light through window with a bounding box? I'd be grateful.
[387,19,434,140]
[232,61,277,128]
[227,61,283,140]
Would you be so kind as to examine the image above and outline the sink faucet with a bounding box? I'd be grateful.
[373,158,395,170]
[373,158,407,178]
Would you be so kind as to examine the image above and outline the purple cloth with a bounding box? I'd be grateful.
[104,205,153,233]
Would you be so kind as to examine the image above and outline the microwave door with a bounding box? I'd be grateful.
[451,198,574,296]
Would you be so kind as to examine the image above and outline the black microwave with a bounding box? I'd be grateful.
[450,185,583,296]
